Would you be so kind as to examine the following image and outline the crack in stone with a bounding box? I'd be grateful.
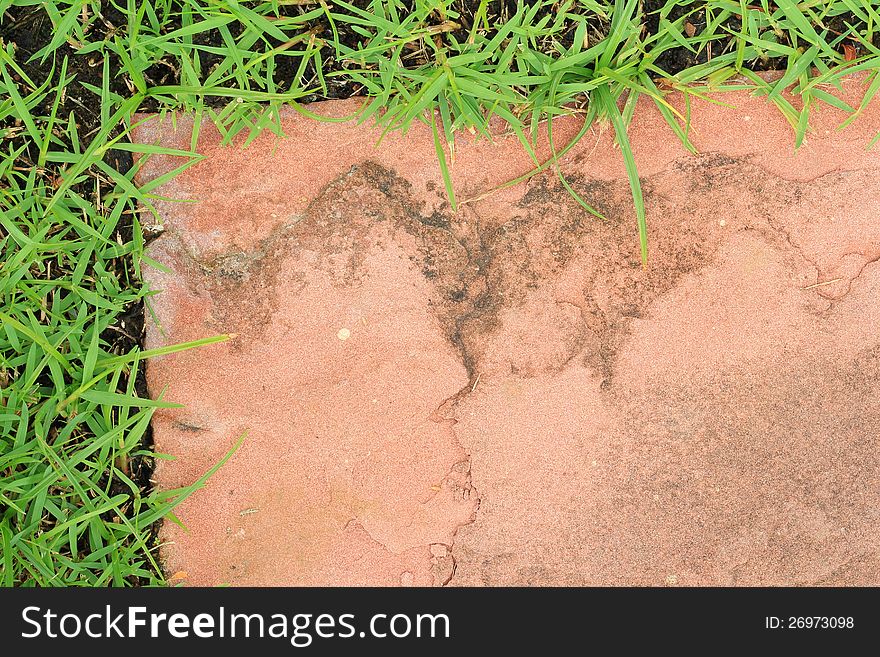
[303,163,487,584]
[424,382,483,586]
[818,250,880,302]
[759,204,880,306]
[763,213,822,274]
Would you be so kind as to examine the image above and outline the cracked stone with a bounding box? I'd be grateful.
[134,72,880,586]
[431,554,456,587]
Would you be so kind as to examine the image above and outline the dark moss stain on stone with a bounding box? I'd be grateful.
[169,152,804,386]
[172,420,209,433]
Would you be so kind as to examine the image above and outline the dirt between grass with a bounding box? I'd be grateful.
[135,79,880,585]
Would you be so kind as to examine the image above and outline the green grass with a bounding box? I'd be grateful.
[0,40,244,583]
[2,0,879,586]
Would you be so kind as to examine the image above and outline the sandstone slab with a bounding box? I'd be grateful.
[133,75,880,586]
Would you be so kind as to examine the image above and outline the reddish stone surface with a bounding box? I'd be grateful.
[133,74,880,586]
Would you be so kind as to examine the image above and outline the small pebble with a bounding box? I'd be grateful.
[719,219,727,227]
[337,328,351,341]
[400,571,414,586]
